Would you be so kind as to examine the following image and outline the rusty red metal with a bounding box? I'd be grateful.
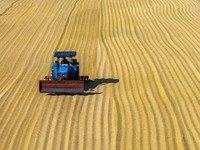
[39,80,84,93]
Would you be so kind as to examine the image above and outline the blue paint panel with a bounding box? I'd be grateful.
[52,62,58,79]
[58,64,69,74]
[71,65,77,79]
[54,51,76,58]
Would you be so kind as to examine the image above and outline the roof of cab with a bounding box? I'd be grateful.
[54,51,76,58]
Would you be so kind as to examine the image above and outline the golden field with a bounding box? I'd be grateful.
[0,0,200,149]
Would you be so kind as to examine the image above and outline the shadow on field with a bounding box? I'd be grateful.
[84,78,119,91]
[47,78,119,96]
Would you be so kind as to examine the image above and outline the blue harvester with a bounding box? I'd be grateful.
[39,51,88,93]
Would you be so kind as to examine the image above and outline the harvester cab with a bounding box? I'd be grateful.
[39,51,89,93]
[52,51,79,80]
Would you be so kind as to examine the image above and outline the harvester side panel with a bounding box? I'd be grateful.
[52,62,58,79]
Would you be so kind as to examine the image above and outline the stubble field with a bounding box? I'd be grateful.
[0,0,200,149]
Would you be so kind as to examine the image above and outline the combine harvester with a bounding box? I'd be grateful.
[39,51,89,93]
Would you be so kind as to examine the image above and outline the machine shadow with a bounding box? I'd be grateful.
[84,78,119,91]
[47,78,119,96]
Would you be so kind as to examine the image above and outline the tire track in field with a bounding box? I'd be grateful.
[104,0,198,149]
[0,0,65,148]
[123,2,165,150]
[0,0,48,96]
[83,1,104,148]
[117,0,165,149]
[152,0,200,71]
[0,0,60,130]
[0,0,35,40]
[140,6,200,134]
[42,0,104,149]
[62,1,97,149]
[0,0,200,149]
[133,13,191,148]
[106,1,127,149]
[145,0,200,120]
[13,7,80,148]
[0,0,73,106]
[99,1,121,149]
[158,3,200,71]
[31,0,84,149]
[100,0,141,147]
[128,0,200,148]
[102,0,170,149]
[145,2,200,148]
[0,0,20,16]
[0,0,79,149]
[54,0,79,50]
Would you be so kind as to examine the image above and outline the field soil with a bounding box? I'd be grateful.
[0,0,200,149]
